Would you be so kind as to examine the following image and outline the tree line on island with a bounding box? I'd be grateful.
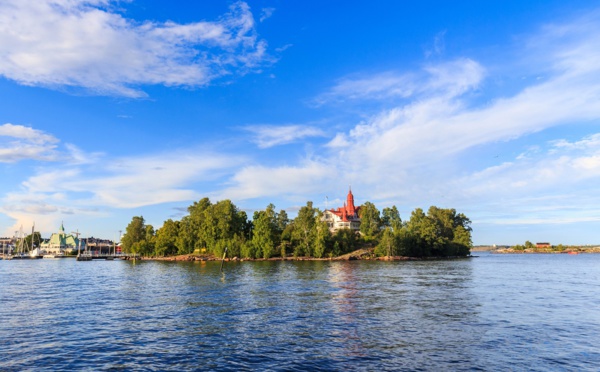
[121,198,473,259]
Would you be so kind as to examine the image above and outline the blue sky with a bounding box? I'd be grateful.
[1,0,599,245]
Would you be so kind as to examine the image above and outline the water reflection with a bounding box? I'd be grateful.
[2,256,599,370]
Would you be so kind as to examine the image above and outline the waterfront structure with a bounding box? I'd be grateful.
[322,188,362,233]
[40,223,85,254]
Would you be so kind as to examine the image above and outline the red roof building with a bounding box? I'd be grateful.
[322,188,362,233]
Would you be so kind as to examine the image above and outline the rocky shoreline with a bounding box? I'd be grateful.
[140,249,473,262]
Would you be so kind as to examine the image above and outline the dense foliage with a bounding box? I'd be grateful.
[121,198,472,258]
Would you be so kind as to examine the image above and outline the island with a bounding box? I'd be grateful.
[120,189,473,261]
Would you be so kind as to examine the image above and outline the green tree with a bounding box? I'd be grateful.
[333,228,358,255]
[276,209,289,234]
[25,231,42,249]
[143,225,156,256]
[359,201,382,237]
[197,199,248,256]
[312,212,330,258]
[121,216,144,253]
[382,206,402,231]
[121,216,153,255]
[375,205,405,257]
[280,223,294,258]
[451,225,472,256]
[403,206,472,257]
[251,204,278,259]
[404,208,437,257]
[239,210,253,241]
[375,228,394,257]
[292,201,317,257]
[155,219,179,257]
[226,233,246,258]
[186,197,212,251]
[175,216,196,255]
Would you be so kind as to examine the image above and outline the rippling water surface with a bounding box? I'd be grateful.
[1,253,599,371]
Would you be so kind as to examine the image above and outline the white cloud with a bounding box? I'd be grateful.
[275,44,293,53]
[0,123,60,163]
[218,160,336,201]
[244,124,326,148]
[0,0,271,97]
[463,136,600,200]
[19,150,240,208]
[259,7,275,22]
[550,133,600,152]
[424,30,447,58]
[1,146,244,235]
[321,15,600,184]
[314,58,485,105]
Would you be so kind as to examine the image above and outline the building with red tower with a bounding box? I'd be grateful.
[322,188,362,233]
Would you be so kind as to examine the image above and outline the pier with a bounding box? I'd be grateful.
[76,252,140,261]
[1,253,139,260]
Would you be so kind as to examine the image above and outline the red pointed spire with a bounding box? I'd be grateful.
[346,187,355,216]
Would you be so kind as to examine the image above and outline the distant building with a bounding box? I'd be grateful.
[322,188,361,233]
[40,223,85,254]
[536,242,551,248]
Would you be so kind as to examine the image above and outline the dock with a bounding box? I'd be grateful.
[77,252,140,261]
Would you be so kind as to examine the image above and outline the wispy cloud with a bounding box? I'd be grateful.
[0,123,60,163]
[260,7,275,22]
[244,124,326,148]
[0,1,271,97]
[18,150,241,208]
[313,58,485,105]
[550,133,600,152]
[0,143,245,235]
[424,30,447,58]
[218,160,336,201]
[463,133,600,204]
[275,44,293,53]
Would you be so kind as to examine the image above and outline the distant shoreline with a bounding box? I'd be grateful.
[492,250,600,254]
[472,246,600,254]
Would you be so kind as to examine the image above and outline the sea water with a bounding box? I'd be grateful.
[1,253,599,371]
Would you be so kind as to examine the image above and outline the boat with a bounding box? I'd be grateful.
[11,253,31,260]
[29,248,43,259]
[76,251,92,261]
[43,251,66,259]
[7,224,43,259]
